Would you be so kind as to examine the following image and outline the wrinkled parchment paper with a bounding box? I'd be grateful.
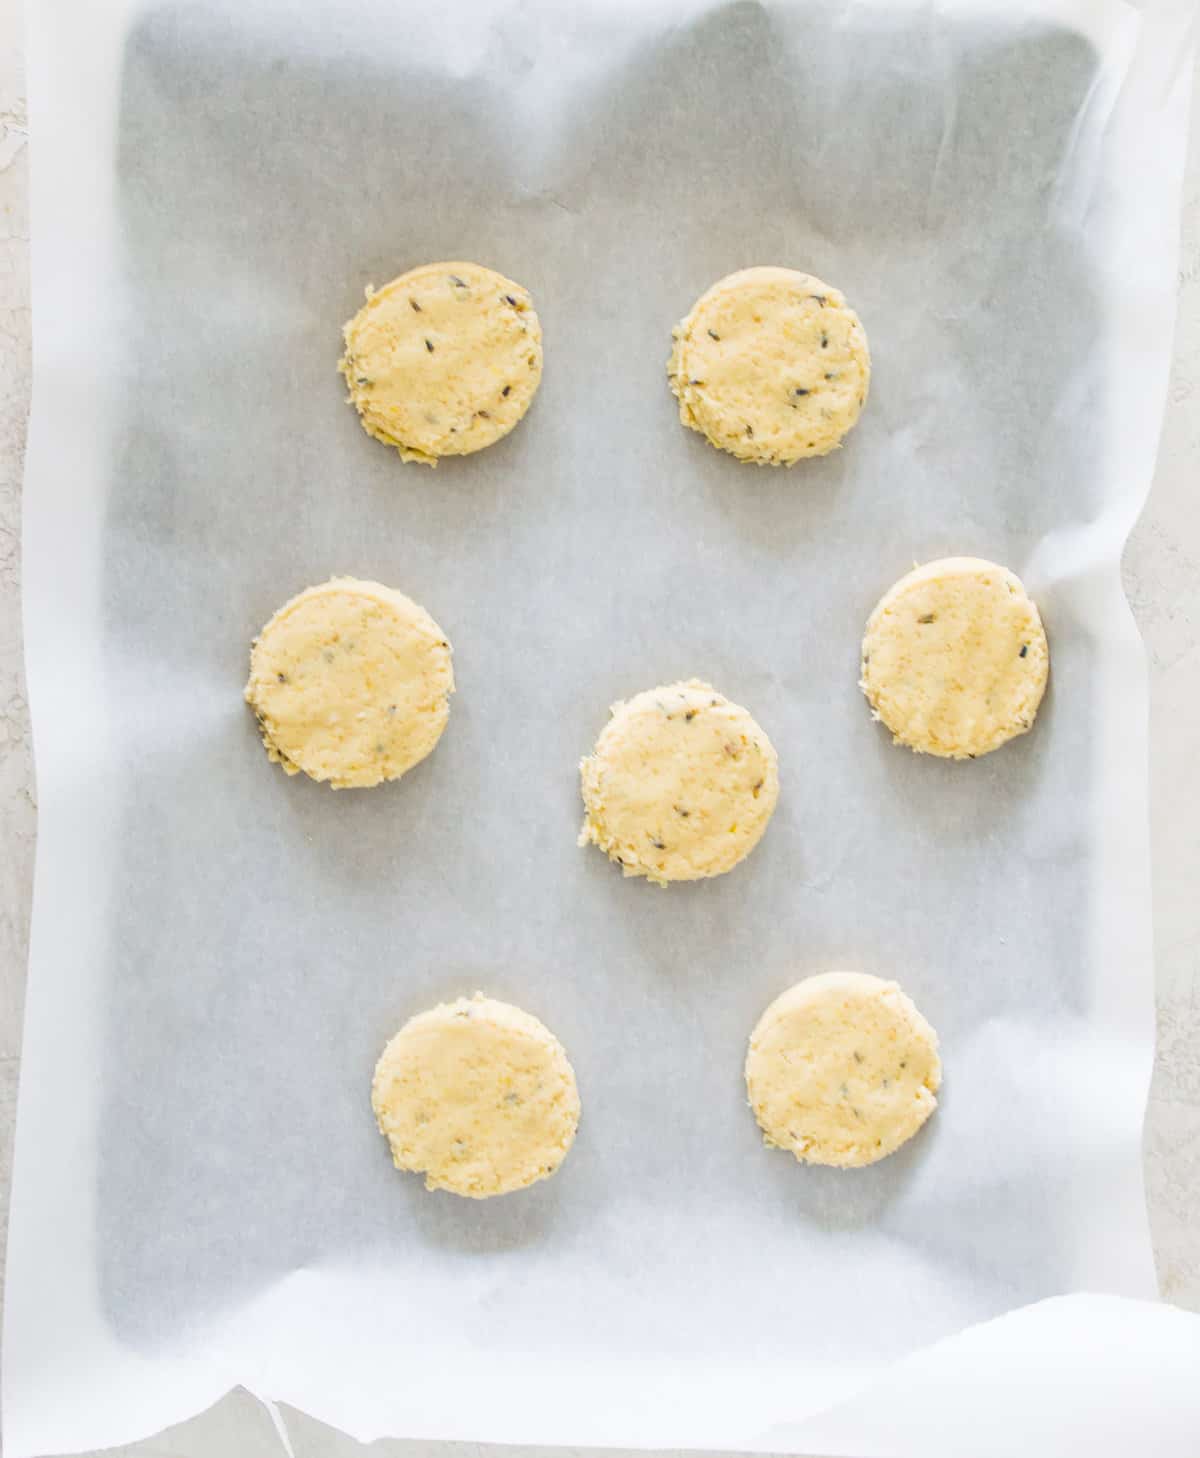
[7,0,1196,1454]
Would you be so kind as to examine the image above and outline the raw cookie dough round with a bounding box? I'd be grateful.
[745,972,941,1169]
[371,993,581,1198]
[579,678,779,886]
[860,556,1049,760]
[668,266,870,465]
[338,260,542,465]
[245,577,454,789]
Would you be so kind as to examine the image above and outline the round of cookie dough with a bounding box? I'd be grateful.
[745,972,941,1169]
[579,678,779,886]
[371,994,581,1198]
[668,266,870,466]
[245,577,454,789]
[860,556,1049,760]
[338,260,542,465]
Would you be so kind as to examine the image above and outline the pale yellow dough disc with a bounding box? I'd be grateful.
[861,556,1049,760]
[338,260,542,465]
[668,266,870,465]
[371,994,581,1198]
[245,577,454,789]
[745,972,941,1169]
[579,679,779,886]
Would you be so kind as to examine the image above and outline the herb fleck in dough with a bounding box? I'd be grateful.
[579,678,779,886]
[745,972,941,1169]
[339,260,542,465]
[244,577,453,789]
[668,266,870,465]
[371,994,581,1198]
[860,556,1049,759]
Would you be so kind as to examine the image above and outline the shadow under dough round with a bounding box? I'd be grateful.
[338,260,542,465]
[860,556,1049,759]
[578,678,779,886]
[745,971,942,1169]
[244,577,454,789]
[371,994,581,1199]
[668,266,870,465]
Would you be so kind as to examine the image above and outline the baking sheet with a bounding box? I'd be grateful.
[6,0,1195,1454]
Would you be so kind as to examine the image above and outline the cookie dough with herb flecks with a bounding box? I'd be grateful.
[371,994,581,1198]
[245,577,453,789]
[579,678,779,886]
[339,261,542,465]
[745,972,941,1169]
[668,266,870,465]
[860,556,1049,759]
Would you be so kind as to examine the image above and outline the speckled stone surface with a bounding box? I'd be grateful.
[0,8,1196,1455]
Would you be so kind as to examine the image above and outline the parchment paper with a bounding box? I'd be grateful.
[6,0,1196,1454]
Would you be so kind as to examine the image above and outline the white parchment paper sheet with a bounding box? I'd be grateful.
[5,0,1195,1454]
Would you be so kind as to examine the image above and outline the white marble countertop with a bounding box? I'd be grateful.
[0,4,1196,1454]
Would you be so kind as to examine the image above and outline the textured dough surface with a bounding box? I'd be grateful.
[668,266,870,465]
[746,972,941,1169]
[579,679,779,886]
[339,261,542,465]
[245,577,453,789]
[861,556,1049,759]
[371,994,580,1198]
